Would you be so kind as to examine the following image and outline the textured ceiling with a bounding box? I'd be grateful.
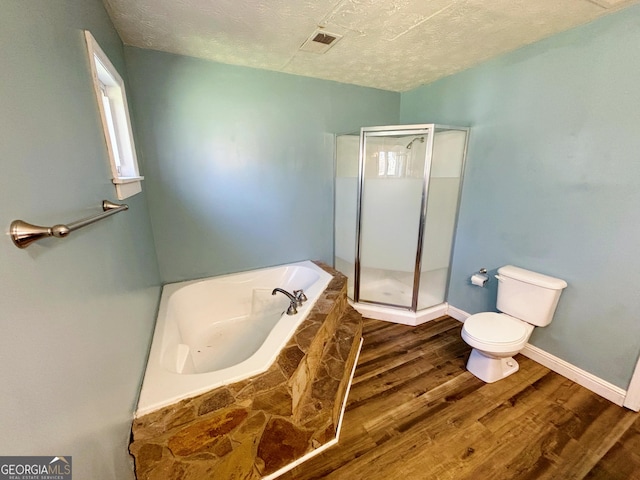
[103,0,637,92]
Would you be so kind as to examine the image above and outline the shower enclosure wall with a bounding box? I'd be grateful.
[334,124,468,325]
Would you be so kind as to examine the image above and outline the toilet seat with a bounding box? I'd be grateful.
[462,312,532,353]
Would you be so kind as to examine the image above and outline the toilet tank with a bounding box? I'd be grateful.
[496,265,567,326]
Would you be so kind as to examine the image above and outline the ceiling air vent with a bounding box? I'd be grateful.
[313,33,336,45]
[299,29,343,54]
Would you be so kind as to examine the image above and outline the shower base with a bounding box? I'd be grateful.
[334,258,450,326]
[359,269,447,309]
[350,300,448,327]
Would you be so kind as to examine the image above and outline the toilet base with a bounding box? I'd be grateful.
[466,349,520,383]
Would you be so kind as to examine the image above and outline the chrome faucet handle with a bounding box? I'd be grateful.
[293,289,307,305]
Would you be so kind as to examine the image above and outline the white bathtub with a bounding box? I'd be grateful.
[135,261,332,417]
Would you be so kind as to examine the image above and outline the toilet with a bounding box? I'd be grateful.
[461,265,567,383]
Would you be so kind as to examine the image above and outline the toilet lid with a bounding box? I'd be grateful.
[463,312,529,345]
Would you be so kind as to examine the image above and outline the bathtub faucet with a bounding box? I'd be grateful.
[271,288,298,315]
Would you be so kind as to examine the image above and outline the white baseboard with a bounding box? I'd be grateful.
[520,343,626,407]
[446,305,469,322]
[447,305,627,407]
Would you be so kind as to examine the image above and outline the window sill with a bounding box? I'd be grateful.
[112,176,144,185]
[112,177,143,200]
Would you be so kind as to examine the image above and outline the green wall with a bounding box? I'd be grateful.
[124,47,400,283]
[0,2,160,478]
[401,5,640,389]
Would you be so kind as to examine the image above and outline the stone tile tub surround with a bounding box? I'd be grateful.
[130,262,363,479]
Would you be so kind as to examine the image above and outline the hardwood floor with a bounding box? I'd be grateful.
[279,316,640,480]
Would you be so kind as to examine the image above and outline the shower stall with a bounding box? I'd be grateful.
[334,124,468,325]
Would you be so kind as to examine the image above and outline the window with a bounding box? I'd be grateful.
[85,31,143,200]
[376,150,408,177]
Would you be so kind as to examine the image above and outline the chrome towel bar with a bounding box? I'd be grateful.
[10,200,128,249]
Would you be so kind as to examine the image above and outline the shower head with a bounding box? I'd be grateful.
[406,137,425,149]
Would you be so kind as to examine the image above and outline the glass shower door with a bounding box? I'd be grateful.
[418,128,467,309]
[356,128,430,308]
[334,133,360,299]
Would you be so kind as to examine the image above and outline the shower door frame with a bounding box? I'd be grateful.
[352,123,469,313]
